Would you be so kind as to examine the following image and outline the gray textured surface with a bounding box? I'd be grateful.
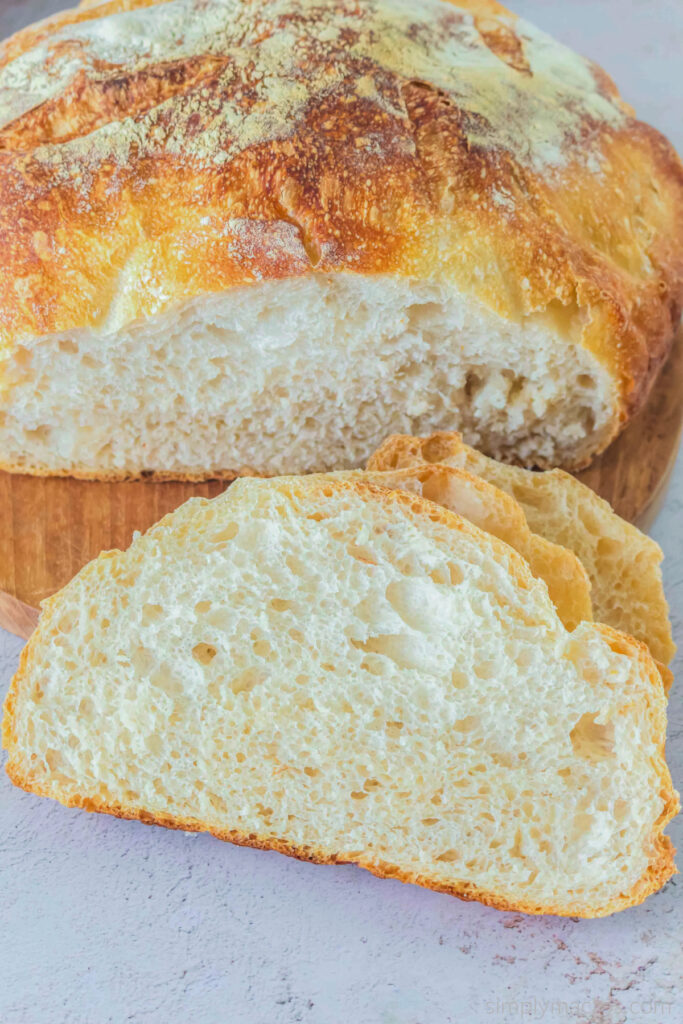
[1,2,682,1022]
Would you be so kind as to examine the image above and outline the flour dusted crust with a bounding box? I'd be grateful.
[368,430,676,666]
[0,0,682,454]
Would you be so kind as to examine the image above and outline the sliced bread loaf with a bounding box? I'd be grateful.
[368,433,675,665]
[3,475,676,916]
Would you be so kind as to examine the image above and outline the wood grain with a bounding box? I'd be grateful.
[1,328,682,638]
[576,327,683,529]
[0,592,39,640]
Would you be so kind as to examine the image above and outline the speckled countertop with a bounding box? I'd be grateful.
[1,2,682,1022]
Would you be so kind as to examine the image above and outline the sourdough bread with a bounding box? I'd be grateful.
[0,0,682,477]
[3,475,677,916]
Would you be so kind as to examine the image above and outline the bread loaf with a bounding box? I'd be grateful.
[0,0,682,478]
[368,432,676,665]
[3,475,677,916]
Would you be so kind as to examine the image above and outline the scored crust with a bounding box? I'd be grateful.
[2,476,678,917]
[0,0,682,468]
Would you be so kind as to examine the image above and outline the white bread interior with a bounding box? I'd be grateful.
[368,432,676,666]
[0,274,615,477]
[345,464,593,632]
[3,475,675,917]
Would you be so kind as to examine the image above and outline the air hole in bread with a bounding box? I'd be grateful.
[360,655,385,676]
[45,748,64,772]
[596,537,622,558]
[131,646,154,673]
[454,715,480,733]
[252,637,274,660]
[230,666,267,696]
[571,813,595,840]
[209,793,228,814]
[285,554,307,576]
[146,733,164,756]
[474,660,495,680]
[349,633,424,670]
[436,849,458,863]
[570,713,615,762]
[347,542,377,565]
[385,721,404,738]
[614,799,629,822]
[141,603,164,625]
[192,642,217,666]
[385,578,448,632]
[213,522,239,543]
[150,664,183,697]
[78,696,95,720]
[194,600,212,614]
[270,598,295,612]
[449,563,465,585]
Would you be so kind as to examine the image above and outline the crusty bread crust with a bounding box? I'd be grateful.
[2,476,678,917]
[3,756,677,919]
[0,0,682,468]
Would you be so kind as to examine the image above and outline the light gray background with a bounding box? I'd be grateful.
[1,2,682,1022]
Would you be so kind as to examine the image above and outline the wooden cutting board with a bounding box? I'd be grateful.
[1,327,682,634]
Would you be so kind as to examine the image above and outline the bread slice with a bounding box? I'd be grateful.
[3,475,676,917]
[354,465,593,632]
[368,433,675,665]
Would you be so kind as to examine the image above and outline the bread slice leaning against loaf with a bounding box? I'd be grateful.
[368,433,676,667]
[1,0,682,479]
[346,464,593,632]
[3,476,677,917]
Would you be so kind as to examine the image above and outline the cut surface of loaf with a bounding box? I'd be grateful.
[368,433,676,666]
[0,276,615,479]
[1,0,683,476]
[349,464,593,632]
[3,476,677,917]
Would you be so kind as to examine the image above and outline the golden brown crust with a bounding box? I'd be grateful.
[2,473,678,917]
[0,0,682,466]
[4,755,677,918]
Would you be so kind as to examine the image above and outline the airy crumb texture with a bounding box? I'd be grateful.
[368,432,676,665]
[0,275,614,478]
[1,0,683,476]
[3,475,677,917]
[342,464,592,631]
